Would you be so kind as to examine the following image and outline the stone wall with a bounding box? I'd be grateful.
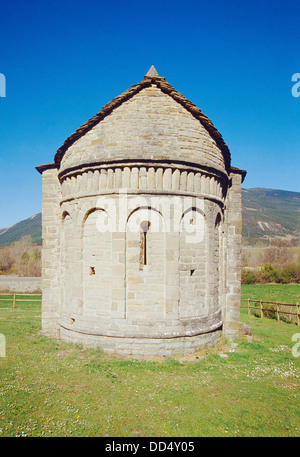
[223,171,243,340]
[59,326,222,358]
[41,167,61,338]
[38,76,244,357]
[0,276,41,292]
[51,163,226,357]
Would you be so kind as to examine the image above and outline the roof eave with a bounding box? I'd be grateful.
[230,166,247,182]
[36,163,58,174]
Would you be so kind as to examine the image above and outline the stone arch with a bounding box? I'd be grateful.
[126,205,165,235]
[60,209,73,319]
[75,195,114,230]
[180,206,205,231]
[125,206,166,320]
[214,211,223,314]
[82,208,112,317]
[179,206,206,319]
[82,207,98,225]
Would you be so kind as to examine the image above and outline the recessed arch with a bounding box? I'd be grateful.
[179,206,206,318]
[126,205,166,236]
[126,205,165,226]
[125,207,166,320]
[180,206,205,223]
[82,206,108,226]
[82,208,112,317]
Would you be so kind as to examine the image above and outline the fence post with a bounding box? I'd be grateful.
[297,302,300,326]
[260,300,263,319]
[248,298,250,316]
[276,303,280,322]
[13,293,16,309]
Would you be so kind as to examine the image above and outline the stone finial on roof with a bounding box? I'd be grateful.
[146,65,159,77]
[144,65,165,80]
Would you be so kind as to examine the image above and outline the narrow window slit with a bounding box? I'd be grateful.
[140,221,151,267]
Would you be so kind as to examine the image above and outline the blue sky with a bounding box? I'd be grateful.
[0,0,299,227]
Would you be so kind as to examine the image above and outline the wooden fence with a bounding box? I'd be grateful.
[1,293,299,325]
[241,298,300,325]
[0,292,42,309]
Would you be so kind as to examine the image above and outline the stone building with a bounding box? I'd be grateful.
[36,66,246,357]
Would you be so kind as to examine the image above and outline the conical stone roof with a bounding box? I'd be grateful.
[53,68,231,175]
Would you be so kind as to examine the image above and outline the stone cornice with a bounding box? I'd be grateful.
[58,159,228,182]
[59,163,226,205]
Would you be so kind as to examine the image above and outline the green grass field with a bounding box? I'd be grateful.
[241,284,300,324]
[0,285,299,437]
[241,283,300,304]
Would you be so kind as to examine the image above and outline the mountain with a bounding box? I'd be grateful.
[0,213,42,247]
[242,188,300,241]
[0,188,299,247]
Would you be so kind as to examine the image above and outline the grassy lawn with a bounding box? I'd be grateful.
[0,286,299,437]
[241,283,300,324]
[241,283,300,304]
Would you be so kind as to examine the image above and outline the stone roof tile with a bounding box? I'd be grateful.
[54,74,231,171]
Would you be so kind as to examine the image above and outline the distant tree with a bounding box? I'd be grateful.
[0,236,41,276]
[241,269,257,284]
[0,247,13,273]
[262,246,289,266]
